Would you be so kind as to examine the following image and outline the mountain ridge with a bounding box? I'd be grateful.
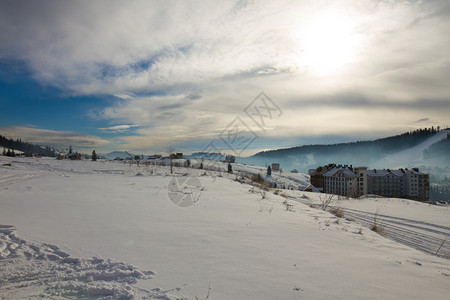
[240,127,449,176]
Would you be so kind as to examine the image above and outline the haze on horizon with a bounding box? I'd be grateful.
[0,0,449,155]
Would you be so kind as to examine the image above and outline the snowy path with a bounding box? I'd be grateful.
[343,208,450,258]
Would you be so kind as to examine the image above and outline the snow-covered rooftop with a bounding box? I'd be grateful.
[367,169,405,177]
[323,167,358,178]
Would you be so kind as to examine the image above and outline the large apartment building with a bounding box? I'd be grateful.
[309,164,429,201]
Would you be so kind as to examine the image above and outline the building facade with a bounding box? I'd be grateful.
[321,165,367,197]
[309,164,429,201]
[367,169,406,198]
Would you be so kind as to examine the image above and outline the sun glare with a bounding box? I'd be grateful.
[296,12,361,75]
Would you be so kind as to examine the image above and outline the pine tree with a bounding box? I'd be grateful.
[25,145,33,157]
[267,165,272,176]
[228,163,232,173]
[92,150,97,161]
[69,145,73,154]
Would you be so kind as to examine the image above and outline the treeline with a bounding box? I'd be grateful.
[0,135,58,157]
[371,127,441,151]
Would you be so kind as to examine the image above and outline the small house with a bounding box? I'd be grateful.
[68,153,82,160]
[224,155,236,163]
[303,184,322,193]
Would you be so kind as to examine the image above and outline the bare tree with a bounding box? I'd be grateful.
[167,146,174,174]
[319,193,335,211]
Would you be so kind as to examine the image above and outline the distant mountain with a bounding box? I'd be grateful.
[241,128,449,174]
[186,152,226,161]
[102,151,135,160]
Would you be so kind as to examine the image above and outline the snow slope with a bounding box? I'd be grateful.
[1,157,449,299]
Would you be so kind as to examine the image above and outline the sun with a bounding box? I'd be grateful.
[295,12,361,75]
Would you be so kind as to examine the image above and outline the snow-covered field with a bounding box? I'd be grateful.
[1,156,449,299]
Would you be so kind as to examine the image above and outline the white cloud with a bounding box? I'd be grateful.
[98,124,139,133]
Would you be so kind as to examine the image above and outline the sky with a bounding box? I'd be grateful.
[0,0,449,156]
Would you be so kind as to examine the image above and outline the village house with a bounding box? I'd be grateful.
[224,155,236,163]
[169,153,183,159]
[271,163,280,171]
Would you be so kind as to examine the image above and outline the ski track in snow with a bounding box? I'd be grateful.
[291,195,450,259]
[0,172,41,188]
[336,208,450,258]
[0,225,180,300]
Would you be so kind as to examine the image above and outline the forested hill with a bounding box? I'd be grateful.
[0,134,58,157]
[245,127,447,172]
[424,132,450,162]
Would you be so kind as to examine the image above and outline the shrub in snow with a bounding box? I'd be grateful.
[330,206,345,218]
[252,173,265,184]
[371,208,386,235]
[274,189,287,198]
